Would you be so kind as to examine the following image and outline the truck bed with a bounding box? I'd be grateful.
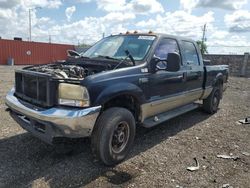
[204,65,229,88]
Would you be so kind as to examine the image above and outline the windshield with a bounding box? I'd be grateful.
[82,35,156,61]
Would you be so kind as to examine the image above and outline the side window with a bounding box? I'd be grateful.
[154,38,179,59]
[181,41,199,65]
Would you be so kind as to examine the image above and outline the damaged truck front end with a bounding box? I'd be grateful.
[5,62,107,144]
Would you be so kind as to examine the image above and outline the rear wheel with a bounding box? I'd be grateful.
[91,107,136,166]
[203,86,221,114]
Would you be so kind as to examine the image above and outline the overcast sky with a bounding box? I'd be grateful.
[0,0,250,54]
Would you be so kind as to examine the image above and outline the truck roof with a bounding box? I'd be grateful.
[113,32,195,43]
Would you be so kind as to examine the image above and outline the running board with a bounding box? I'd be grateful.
[142,103,200,128]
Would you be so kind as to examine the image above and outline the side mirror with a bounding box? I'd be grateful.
[67,50,81,57]
[151,55,167,73]
[166,52,181,72]
[151,53,181,73]
[156,60,167,70]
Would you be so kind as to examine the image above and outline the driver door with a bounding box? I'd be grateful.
[144,38,187,119]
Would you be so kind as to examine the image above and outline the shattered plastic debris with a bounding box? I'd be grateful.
[221,183,233,188]
[238,117,250,124]
[242,152,250,156]
[176,185,183,188]
[217,154,239,160]
[187,157,200,171]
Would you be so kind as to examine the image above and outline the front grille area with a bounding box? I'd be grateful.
[15,70,56,107]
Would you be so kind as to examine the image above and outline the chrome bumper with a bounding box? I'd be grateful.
[5,88,101,144]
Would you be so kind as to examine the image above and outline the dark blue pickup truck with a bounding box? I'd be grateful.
[6,33,228,165]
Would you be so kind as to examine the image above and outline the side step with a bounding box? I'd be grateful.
[142,103,200,128]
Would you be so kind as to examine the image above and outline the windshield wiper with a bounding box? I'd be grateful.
[80,55,90,59]
[95,55,120,60]
[114,50,135,69]
[125,50,135,66]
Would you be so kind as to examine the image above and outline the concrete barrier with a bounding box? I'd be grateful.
[203,53,250,77]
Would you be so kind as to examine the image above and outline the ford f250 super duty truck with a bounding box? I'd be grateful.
[6,33,228,166]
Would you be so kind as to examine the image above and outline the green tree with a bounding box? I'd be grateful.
[79,43,91,48]
[197,40,208,55]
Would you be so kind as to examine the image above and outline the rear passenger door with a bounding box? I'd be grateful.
[180,41,203,98]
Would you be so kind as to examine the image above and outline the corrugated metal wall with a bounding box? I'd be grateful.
[0,39,74,65]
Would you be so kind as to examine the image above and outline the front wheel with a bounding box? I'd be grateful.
[203,86,221,114]
[91,107,136,166]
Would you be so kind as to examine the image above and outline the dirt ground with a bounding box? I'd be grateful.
[0,66,249,188]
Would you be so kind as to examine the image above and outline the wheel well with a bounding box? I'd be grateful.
[102,95,141,122]
[215,78,223,98]
[215,78,223,86]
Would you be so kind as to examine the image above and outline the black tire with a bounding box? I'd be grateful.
[203,86,221,114]
[91,107,136,166]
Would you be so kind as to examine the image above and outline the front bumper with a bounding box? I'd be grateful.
[5,88,101,144]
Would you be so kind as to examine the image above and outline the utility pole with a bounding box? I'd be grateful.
[102,32,105,38]
[28,7,42,42]
[201,24,207,46]
[201,23,207,54]
[29,9,31,41]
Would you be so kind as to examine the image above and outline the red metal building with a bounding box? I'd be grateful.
[0,39,74,65]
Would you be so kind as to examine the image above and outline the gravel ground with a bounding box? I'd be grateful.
[0,66,249,188]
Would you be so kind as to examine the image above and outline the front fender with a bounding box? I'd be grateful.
[94,83,146,106]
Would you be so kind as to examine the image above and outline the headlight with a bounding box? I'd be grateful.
[58,83,90,107]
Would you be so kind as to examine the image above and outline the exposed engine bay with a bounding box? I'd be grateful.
[25,63,110,80]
